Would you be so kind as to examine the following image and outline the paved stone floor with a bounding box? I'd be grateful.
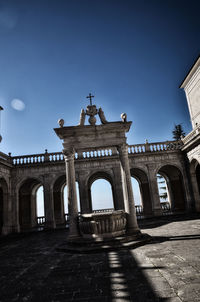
[0,215,200,302]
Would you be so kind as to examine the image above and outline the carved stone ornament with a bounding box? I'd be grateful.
[58,119,64,128]
[79,109,86,126]
[121,113,127,123]
[86,105,98,125]
[98,107,108,124]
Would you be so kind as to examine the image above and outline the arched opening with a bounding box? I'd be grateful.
[88,172,116,212]
[131,177,143,217]
[156,173,171,214]
[19,178,42,230]
[36,186,45,226]
[91,179,114,211]
[157,165,186,212]
[130,168,152,217]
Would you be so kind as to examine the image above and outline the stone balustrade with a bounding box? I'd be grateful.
[9,140,182,166]
[12,151,64,165]
[37,216,45,226]
[79,210,127,239]
[128,140,183,154]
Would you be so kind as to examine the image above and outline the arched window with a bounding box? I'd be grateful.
[36,186,44,217]
[156,173,170,213]
[91,179,114,211]
[131,177,142,206]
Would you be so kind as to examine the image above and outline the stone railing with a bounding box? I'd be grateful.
[79,147,117,159]
[12,151,64,165]
[161,201,171,214]
[128,140,183,154]
[9,140,182,166]
[182,124,200,145]
[37,216,45,226]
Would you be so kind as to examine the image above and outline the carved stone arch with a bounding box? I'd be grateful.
[18,177,43,231]
[0,177,9,234]
[130,168,153,216]
[87,170,116,211]
[189,155,200,165]
[157,164,186,212]
[155,162,184,177]
[16,176,44,193]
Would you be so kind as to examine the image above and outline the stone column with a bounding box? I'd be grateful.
[147,166,162,216]
[64,148,80,238]
[43,175,56,230]
[118,144,140,234]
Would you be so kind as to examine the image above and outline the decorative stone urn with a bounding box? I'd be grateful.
[79,210,127,239]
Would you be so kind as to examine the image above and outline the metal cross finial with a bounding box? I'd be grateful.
[86,93,94,106]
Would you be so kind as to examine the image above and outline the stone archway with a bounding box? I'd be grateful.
[130,168,153,217]
[157,165,186,212]
[87,171,116,212]
[0,178,8,234]
[19,178,42,230]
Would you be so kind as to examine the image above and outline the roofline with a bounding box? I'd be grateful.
[179,54,200,89]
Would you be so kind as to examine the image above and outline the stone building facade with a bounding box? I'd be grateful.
[181,56,200,212]
[0,56,199,236]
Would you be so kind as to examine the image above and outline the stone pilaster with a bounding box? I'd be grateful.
[64,148,80,238]
[2,188,13,235]
[78,173,91,214]
[11,185,20,233]
[118,144,140,234]
[190,170,200,212]
[181,162,193,212]
[43,175,56,230]
[147,166,162,216]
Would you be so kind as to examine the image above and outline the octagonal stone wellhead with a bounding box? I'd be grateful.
[79,210,127,239]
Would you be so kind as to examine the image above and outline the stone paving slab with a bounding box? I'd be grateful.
[0,215,200,301]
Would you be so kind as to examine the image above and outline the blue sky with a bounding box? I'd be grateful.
[0,0,199,156]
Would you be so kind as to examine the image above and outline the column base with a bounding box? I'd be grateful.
[126,226,141,235]
[44,221,56,230]
[153,208,162,216]
[2,225,14,235]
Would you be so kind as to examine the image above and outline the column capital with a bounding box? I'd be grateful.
[63,147,75,159]
[118,143,128,154]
